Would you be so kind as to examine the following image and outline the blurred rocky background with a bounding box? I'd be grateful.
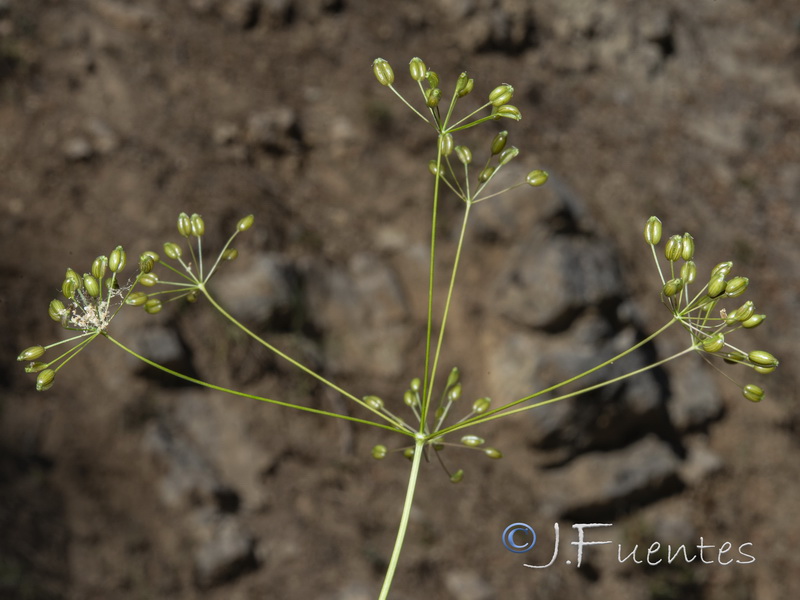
[0,1,797,599]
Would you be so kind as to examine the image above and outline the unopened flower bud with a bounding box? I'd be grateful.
[488,84,514,107]
[460,435,485,447]
[17,346,45,361]
[163,242,182,260]
[455,145,472,165]
[484,447,503,459]
[177,212,192,237]
[492,104,521,121]
[664,235,683,262]
[372,444,387,459]
[409,57,426,81]
[108,246,127,273]
[438,133,454,156]
[372,58,394,86]
[237,214,255,232]
[644,216,662,245]
[498,146,519,165]
[725,276,749,298]
[36,368,55,391]
[742,384,764,403]
[190,213,205,237]
[526,170,548,187]
[364,395,384,410]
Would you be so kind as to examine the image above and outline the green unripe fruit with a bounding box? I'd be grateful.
[36,369,55,391]
[177,212,192,237]
[662,277,684,298]
[126,291,148,306]
[144,298,163,314]
[680,260,697,285]
[439,133,454,156]
[498,146,519,165]
[493,104,521,121]
[526,170,548,187]
[17,346,45,361]
[644,216,662,245]
[139,273,158,287]
[410,377,421,392]
[488,84,514,107]
[707,274,727,298]
[372,58,394,86]
[472,397,491,414]
[455,145,472,165]
[62,278,78,300]
[681,233,695,261]
[425,70,439,89]
[49,299,66,322]
[139,253,155,274]
[484,447,503,459]
[403,390,417,407]
[372,444,387,459]
[446,367,460,388]
[450,469,464,483]
[428,160,440,176]
[754,365,776,375]
[456,76,474,97]
[725,276,749,298]
[742,384,764,403]
[748,350,778,368]
[460,435,485,447]
[447,383,462,402]
[742,313,766,329]
[403,448,415,460]
[91,256,108,280]
[190,213,205,237]
[727,300,755,324]
[222,248,239,261]
[409,57,426,81]
[163,242,182,260]
[364,395,384,410]
[478,166,494,183]
[83,273,100,297]
[711,261,733,278]
[702,333,725,353]
[491,131,508,155]
[237,214,255,232]
[25,362,48,373]
[425,87,442,108]
[664,235,683,262]
[108,246,127,273]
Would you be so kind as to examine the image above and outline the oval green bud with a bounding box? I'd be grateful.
[372,58,394,86]
[725,276,749,298]
[49,299,66,322]
[488,84,514,107]
[472,396,491,414]
[498,146,519,165]
[711,261,733,278]
[526,170,548,187]
[108,246,127,273]
[664,235,683,262]
[17,346,45,361]
[681,233,695,261]
[478,165,495,183]
[190,213,205,237]
[662,277,684,298]
[447,383,462,402]
[91,256,108,280]
[702,333,725,353]
[237,214,255,232]
[364,395,384,410]
[125,291,148,306]
[83,273,100,297]
[425,87,442,108]
[707,274,727,298]
[372,444,387,459]
[748,350,778,368]
[742,313,766,329]
[456,77,474,97]
[644,216,662,245]
[680,260,697,285]
[450,469,464,483]
[36,368,56,391]
[484,447,503,459]
[742,384,764,403]
[222,248,239,261]
[409,57,426,82]
[455,145,472,165]
[163,242,182,260]
[177,212,192,237]
[492,104,521,121]
[446,367,460,389]
[460,435,485,447]
[144,298,163,314]
[438,133,454,156]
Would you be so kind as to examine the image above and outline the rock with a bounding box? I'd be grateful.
[62,136,94,161]
[444,569,495,600]
[245,107,301,154]
[219,0,260,28]
[667,362,724,432]
[679,438,724,486]
[191,510,257,588]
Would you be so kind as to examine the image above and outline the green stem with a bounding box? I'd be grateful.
[378,436,425,600]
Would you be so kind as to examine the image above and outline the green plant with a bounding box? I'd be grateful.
[17,57,778,598]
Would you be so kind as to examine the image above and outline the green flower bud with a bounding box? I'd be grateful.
[484,447,503,459]
[83,273,100,297]
[108,246,127,273]
[163,242,182,260]
[644,216,662,245]
[662,277,684,298]
[17,346,45,361]
[455,145,472,165]
[364,395,384,410]
[91,256,108,280]
[702,333,725,353]
[447,383,462,402]
[409,57,426,81]
[450,469,464,483]
[177,212,192,237]
[139,253,155,274]
[372,58,394,86]
[426,70,439,89]
[460,435,485,447]
[438,133,454,156]
[488,84,514,107]
[125,291,148,306]
[190,213,205,237]
[372,444,388,459]
[472,396,491,414]
[222,248,239,261]
[456,76,474,97]
[144,298,163,314]
[707,274,727,298]
[410,377,421,392]
[49,299,66,322]
[425,87,442,108]
[742,313,766,329]
[681,233,695,261]
[748,350,778,368]
[25,362,48,373]
[725,276,749,298]
[403,389,417,407]
[711,261,733,278]
[237,214,255,232]
[742,384,764,403]
[526,170,548,187]
[664,235,683,262]
[478,166,494,183]
[680,260,697,285]
[139,273,158,287]
[36,368,56,391]
[492,104,521,121]
[498,146,519,165]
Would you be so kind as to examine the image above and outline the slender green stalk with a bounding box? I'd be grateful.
[378,436,425,600]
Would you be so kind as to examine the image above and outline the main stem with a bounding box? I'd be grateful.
[378,437,425,600]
